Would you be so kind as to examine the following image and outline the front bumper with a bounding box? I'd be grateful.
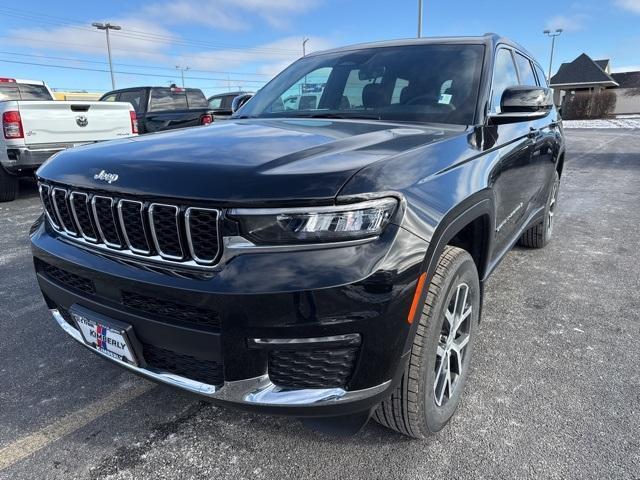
[51,308,392,413]
[31,215,427,416]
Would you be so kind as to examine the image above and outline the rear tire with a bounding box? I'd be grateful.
[518,170,560,248]
[373,246,480,438]
[0,167,18,202]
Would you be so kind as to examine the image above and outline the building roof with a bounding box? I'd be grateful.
[611,71,640,88]
[550,53,618,88]
[594,59,610,72]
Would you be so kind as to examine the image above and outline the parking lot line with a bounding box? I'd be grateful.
[0,382,154,471]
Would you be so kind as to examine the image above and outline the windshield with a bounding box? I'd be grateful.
[236,44,484,125]
[0,82,53,101]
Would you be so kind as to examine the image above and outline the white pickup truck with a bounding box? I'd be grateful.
[0,78,137,201]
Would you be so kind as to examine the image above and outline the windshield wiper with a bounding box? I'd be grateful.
[305,112,382,120]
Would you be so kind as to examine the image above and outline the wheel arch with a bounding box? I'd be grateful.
[404,191,495,333]
[423,193,494,284]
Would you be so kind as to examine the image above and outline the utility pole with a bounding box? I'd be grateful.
[417,0,423,38]
[543,29,563,83]
[302,38,309,57]
[175,66,190,88]
[92,22,121,90]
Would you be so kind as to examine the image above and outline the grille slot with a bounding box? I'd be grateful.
[142,343,223,386]
[39,184,60,230]
[268,346,359,389]
[52,188,77,235]
[185,208,220,264]
[38,260,95,295]
[92,196,121,247]
[37,183,222,269]
[149,204,183,259]
[69,192,97,242]
[121,290,220,331]
[118,200,150,254]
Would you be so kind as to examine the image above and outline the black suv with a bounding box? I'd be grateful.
[31,34,564,438]
[100,86,214,134]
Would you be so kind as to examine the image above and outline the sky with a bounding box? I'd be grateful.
[1,0,639,97]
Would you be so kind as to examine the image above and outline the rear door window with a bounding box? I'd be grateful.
[101,93,117,102]
[149,88,188,112]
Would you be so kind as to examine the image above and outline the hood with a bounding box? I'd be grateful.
[37,118,464,205]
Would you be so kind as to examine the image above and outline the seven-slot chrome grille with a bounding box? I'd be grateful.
[39,183,221,268]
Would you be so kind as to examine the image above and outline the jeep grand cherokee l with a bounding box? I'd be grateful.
[30,34,564,438]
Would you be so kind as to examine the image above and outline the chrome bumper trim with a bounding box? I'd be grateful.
[51,309,390,407]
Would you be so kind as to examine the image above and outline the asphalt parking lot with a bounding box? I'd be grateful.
[1,128,639,479]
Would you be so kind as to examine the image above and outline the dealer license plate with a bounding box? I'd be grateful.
[72,309,139,366]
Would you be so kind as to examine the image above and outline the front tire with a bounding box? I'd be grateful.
[518,170,560,248]
[373,246,480,438]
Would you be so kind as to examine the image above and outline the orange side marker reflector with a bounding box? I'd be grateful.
[407,272,427,324]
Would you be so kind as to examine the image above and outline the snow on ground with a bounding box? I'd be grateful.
[563,115,640,129]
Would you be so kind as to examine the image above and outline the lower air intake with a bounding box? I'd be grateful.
[268,346,360,389]
[142,343,223,386]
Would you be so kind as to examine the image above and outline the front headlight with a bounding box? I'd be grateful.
[229,197,398,245]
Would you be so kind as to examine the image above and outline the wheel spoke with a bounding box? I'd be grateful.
[445,359,453,399]
[453,333,470,352]
[457,284,469,318]
[449,334,470,375]
[454,306,472,334]
[434,353,448,406]
[451,284,471,335]
[444,309,455,331]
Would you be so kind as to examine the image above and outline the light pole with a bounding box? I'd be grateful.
[92,22,121,90]
[543,29,563,83]
[302,38,309,57]
[417,0,423,38]
[175,66,190,88]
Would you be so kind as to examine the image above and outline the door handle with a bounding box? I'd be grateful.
[527,127,538,139]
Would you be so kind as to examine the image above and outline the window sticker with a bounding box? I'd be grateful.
[438,93,452,105]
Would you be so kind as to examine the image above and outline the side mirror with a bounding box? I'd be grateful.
[488,86,553,124]
[231,94,254,113]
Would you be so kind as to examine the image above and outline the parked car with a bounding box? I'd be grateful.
[207,91,253,120]
[0,78,137,202]
[281,94,322,110]
[31,34,564,438]
[100,85,214,134]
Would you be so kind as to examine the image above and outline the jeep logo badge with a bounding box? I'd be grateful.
[94,170,119,184]
[76,115,88,127]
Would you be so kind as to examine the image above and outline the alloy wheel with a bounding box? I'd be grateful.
[434,282,472,407]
